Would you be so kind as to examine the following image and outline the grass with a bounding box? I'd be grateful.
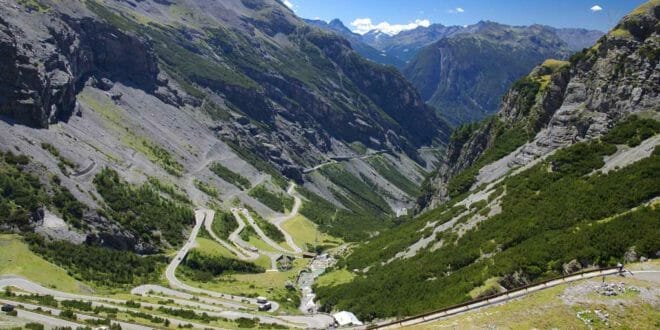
[180,257,307,313]
[16,0,49,12]
[248,236,277,254]
[0,234,83,293]
[468,277,505,299]
[315,269,355,288]
[411,273,660,329]
[281,215,340,250]
[193,237,237,259]
[541,59,569,72]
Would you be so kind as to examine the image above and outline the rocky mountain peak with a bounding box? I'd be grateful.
[422,0,659,207]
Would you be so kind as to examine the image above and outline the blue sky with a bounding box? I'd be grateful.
[284,0,646,34]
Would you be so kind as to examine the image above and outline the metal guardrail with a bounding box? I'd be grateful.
[369,266,621,329]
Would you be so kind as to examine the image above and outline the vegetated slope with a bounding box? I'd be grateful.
[422,0,659,206]
[317,105,660,322]
[403,22,573,126]
[316,1,660,321]
[0,0,448,286]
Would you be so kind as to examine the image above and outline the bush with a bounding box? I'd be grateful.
[27,235,165,287]
[602,115,660,147]
[211,211,238,240]
[210,162,251,190]
[182,250,264,280]
[94,168,194,247]
[248,185,293,213]
[317,129,660,320]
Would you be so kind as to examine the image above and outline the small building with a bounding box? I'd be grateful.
[1,304,15,312]
[258,302,272,311]
[256,296,268,304]
[277,254,294,270]
[333,311,363,327]
[302,252,317,258]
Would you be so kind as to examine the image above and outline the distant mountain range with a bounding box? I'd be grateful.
[306,19,604,125]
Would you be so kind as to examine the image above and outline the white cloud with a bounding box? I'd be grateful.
[350,18,431,35]
[456,7,465,13]
[283,0,294,9]
[590,5,603,12]
[448,7,465,14]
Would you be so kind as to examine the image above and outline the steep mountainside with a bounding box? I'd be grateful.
[403,23,573,126]
[362,23,465,64]
[304,18,405,67]
[423,0,660,206]
[307,19,602,126]
[0,0,450,255]
[316,1,659,321]
[309,20,602,68]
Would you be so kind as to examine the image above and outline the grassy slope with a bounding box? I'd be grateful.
[315,269,355,288]
[281,214,340,250]
[0,234,82,293]
[193,237,237,259]
[412,266,660,329]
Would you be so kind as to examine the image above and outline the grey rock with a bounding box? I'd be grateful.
[562,259,583,275]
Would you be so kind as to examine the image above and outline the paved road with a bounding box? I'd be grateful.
[1,297,152,330]
[302,151,387,174]
[202,208,251,260]
[228,208,261,259]
[164,209,282,312]
[239,208,294,255]
[15,309,85,329]
[272,183,304,254]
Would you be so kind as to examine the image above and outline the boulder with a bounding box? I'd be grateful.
[562,259,583,274]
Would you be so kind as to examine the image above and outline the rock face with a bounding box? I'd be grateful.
[423,1,660,207]
[308,19,602,69]
[0,0,447,250]
[304,18,405,68]
[403,23,573,126]
[0,4,159,128]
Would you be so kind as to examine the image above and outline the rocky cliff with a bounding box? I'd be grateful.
[0,0,447,249]
[403,22,573,126]
[0,5,160,128]
[422,0,660,207]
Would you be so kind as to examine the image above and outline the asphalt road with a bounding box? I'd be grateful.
[271,183,304,254]
[164,209,283,312]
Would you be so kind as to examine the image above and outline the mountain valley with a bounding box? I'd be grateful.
[0,0,658,329]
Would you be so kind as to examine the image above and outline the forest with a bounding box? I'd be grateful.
[316,117,660,320]
[94,168,195,247]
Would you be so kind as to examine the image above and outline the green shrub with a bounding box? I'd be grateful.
[181,250,264,281]
[210,162,252,190]
[248,185,293,213]
[602,115,660,147]
[27,235,165,287]
[317,131,660,320]
[194,179,219,198]
[211,211,238,240]
[94,168,194,247]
